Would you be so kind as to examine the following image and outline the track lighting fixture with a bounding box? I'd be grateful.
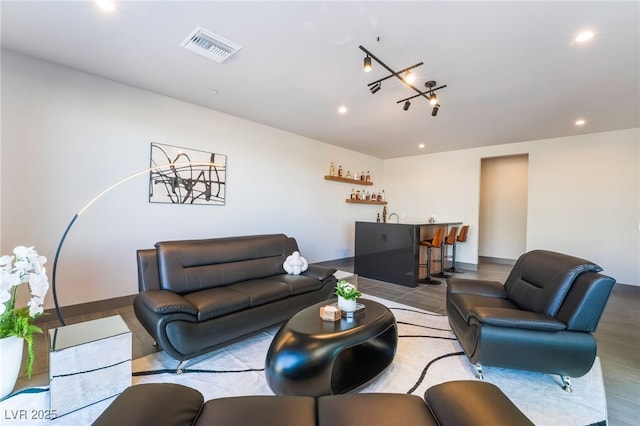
[364,56,372,72]
[359,45,447,117]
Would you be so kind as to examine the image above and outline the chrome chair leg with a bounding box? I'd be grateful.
[474,364,484,380]
[561,375,572,392]
[176,360,188,374]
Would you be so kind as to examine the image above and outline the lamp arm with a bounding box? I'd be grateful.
[50,161,218,325]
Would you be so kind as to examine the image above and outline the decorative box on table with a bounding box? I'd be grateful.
[49,315,131,416]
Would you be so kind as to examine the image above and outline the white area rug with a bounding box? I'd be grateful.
[0,295,607,425]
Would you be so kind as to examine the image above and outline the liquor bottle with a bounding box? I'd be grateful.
[329,162,335,176]
[360,171,365,181]
[338,165,343,177]
[381,189,386,201]
[366,171,371,182]
[382,205,387,223]
[350,188,355,200]
[376,213,381,223]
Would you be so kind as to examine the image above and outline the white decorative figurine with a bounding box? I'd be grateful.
[283,251,309,275]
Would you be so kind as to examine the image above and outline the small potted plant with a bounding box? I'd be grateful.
[335,279,361,312]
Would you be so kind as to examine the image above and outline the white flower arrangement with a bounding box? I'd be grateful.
[0,246,50,377]
[335,279,361,301]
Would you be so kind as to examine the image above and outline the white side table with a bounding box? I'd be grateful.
[49,315,131,416]
[334,270,358,288]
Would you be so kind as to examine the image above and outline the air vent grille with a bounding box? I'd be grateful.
[181,27,241,63]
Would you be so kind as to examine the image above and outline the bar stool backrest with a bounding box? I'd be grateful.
[431,227,445,248]
[445,226,458,246]
[457,225,469,243]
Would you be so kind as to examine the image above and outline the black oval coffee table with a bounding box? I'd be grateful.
[265,298,397,397]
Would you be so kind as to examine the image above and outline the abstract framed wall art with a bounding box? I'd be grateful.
[149,142,227,205]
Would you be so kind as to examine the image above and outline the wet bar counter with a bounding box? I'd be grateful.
[354,221,462,287]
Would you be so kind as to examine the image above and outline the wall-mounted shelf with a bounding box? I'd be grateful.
[345,199,387,205]
[324,175,373,186]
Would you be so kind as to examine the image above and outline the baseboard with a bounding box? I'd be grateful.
[452,261,478,271]
[478,256,516,266]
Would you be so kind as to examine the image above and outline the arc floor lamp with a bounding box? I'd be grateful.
[51,161,221,326]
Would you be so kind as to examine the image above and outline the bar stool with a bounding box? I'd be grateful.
[445,225,468,273]
[442,226,459,273]
[418,227,445,285]
[433,227,452,279]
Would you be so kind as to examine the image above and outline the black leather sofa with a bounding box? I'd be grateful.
[447,249,615,391]
[134,234,336,370]
[93,381,534,426]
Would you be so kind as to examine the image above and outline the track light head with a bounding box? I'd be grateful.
[403,101,411,111]
[364,56,372,72]
[431,103,440,117]
[404,71,415,84]
[428,93,438,106]
[370,82,381,94]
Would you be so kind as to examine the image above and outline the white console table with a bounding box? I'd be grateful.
[49,315,131,416]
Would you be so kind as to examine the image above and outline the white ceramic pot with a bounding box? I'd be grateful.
[0,335,24,399]
[338,296,357,312]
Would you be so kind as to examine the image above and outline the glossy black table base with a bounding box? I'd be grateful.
[265,299,397,397]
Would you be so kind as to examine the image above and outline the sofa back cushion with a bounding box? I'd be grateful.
[503,250,602,317]
[156,234,296,294]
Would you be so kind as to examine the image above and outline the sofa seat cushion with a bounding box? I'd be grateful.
[184,287,251,321]
[196,396,316,426]
[449,292,518,323]
[274,274,327,295]
[318,393,438,426]
[228,279,292,306]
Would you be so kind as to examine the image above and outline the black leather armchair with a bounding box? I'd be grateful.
[446,250,615,391]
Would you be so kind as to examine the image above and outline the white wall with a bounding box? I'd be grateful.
[2,50,638,315]
[384,128,640,286]
[0,50,384,308]
[479,155,528,260]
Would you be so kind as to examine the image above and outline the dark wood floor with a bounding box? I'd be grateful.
[17,260,640,425]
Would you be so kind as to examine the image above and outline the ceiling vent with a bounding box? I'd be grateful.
[181,26,241,63]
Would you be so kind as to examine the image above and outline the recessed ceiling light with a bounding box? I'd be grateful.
[575,31,594,43]
[575,119,586,126]
[418,144,425,149]
[95,0,115,12]
[338,106,348,114]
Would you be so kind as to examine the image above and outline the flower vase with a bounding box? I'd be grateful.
[0,335,24,399]
[338,296,357,312]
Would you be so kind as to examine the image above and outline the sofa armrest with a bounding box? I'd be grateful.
[302,265,337,281]
[93,384,203,426]
[469,307,566,331]
[137,290,198,316]
[447,278,507,297]
[425,381,534,426]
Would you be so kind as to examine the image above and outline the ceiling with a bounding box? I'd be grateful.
[1,1,638,159]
